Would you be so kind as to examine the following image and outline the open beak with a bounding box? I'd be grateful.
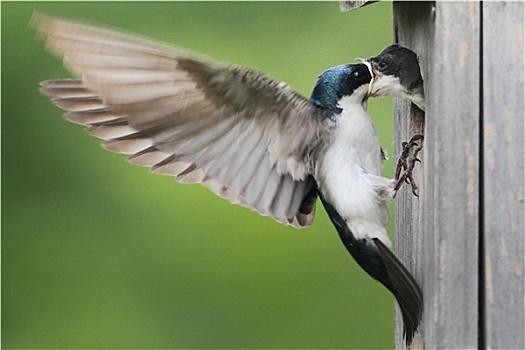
[356,58,375,97]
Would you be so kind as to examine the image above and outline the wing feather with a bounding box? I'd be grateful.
[32,13,329,227]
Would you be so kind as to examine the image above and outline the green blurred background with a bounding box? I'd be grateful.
[2,2,397,349]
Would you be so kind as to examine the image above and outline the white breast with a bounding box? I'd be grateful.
[317,94,392,246]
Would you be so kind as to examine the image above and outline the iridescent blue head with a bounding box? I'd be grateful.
[310,63,372,116]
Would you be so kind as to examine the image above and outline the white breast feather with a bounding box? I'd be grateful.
[318,91,393,246]
[372,74,425,111]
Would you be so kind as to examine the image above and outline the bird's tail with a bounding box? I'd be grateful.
[373,238,423,345]
[319,196,422,345]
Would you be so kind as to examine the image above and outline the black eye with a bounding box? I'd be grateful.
[377,60,388,70]
[352,70,364,80]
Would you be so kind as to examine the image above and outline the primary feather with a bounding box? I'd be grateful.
[32,12,333,227]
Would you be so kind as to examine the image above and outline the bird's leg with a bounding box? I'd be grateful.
[393,135,424,197]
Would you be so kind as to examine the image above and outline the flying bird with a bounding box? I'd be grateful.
[31,13,422,344]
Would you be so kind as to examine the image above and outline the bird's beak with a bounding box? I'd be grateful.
[366,55,383,76]
[371,67,383,79]
[356,58,374,97]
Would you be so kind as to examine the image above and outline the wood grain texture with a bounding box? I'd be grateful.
[482,2,525,349]
[394,2,481,348]
[392,3,433,348]
[424,2,481,348]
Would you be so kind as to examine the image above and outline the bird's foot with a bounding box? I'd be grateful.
[393,135,424,197]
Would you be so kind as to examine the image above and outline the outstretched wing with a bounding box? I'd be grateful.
[31,13,330,227]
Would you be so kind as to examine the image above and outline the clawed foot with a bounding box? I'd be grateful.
[393,135,424,197]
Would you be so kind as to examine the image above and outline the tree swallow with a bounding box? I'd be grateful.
[367,44,425,111]
[31,14,422,344]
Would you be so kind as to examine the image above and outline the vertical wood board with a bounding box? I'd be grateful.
[424,2,481,348]
[393,1,482,348]
[392,2,434,348]
[481,2,525,349]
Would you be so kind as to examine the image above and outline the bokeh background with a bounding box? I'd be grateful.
[2,2,397,348]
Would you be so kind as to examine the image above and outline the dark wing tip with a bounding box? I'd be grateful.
[373,238,423,346]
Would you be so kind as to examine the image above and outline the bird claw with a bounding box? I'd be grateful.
[393,135,424,198]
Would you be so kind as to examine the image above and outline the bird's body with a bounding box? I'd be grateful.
[310,80,422,342]
[32,13,422,345]
[315,94,392,247]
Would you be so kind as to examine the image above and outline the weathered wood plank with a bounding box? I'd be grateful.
[394,1,481,348]
[424,2,481,348]
[391,3,433,348]
[481,2,525,349]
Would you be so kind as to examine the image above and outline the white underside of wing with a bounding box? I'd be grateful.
[32,13,326,228]
[41,80,315,228]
